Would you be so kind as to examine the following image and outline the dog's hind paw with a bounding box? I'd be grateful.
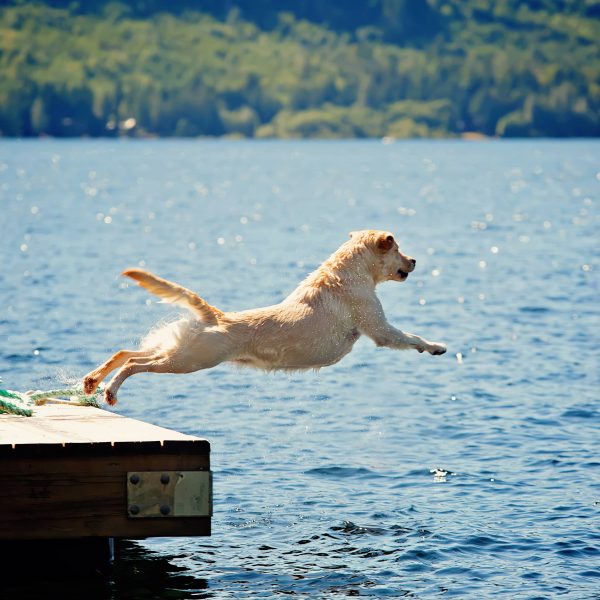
[104,388,117,406]
[83,375,98,395]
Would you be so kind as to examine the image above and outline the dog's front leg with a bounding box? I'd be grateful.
[371,325,446,355]
[355,296,446,355]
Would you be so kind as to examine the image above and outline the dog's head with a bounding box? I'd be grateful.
[349,230,416,283]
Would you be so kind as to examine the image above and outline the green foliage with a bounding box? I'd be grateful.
[0,1,598,138]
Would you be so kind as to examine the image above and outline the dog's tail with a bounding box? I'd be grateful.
[123,268,224,325]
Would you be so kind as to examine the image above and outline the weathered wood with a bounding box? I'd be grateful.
[0,404,211,541]
[0,404,200,446]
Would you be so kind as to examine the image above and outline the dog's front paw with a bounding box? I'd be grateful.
[427,343,447,355]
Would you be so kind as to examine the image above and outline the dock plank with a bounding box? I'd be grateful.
[0,404,200,446]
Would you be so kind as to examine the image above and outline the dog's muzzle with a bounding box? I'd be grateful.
[397,269,409,278]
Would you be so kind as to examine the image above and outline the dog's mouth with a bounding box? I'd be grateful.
[397,269,409,279]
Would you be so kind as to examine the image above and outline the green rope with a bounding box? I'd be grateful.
[0,388,34,417]
[0,379,102,416]
[28,388,101,406]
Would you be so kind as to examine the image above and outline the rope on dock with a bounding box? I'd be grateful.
[0,379,101,416]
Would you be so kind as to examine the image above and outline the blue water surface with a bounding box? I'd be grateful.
[0,139,598,598]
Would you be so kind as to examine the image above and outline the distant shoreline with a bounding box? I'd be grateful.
[2,2,598,140]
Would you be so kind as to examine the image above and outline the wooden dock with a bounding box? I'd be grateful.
[0,403,211,545]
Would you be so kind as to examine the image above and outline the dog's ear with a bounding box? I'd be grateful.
[377,233,395,253]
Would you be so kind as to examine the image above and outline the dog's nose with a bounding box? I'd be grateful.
[409,258,416,270]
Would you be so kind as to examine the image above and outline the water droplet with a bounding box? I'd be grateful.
[582,264,591,272]
[103,216,112,224]
[490,246,499,254]
[217,237,225,245]
[479,260,487,269]
[194,183,208,196]
[30,206,39,215]
[456,353,463,364]
[419,298,426,305]
[431,268,441,277]
[20,244,28,252]
[398,207,416,216]
[240,216,248,225]
[457,296,465,304]
[188,242,196,250]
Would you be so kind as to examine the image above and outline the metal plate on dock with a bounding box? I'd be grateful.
[127,471,212,518]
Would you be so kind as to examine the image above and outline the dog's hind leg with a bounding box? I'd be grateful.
[83,349,155,395]
[103,355,173,406]
[102,335,235,405]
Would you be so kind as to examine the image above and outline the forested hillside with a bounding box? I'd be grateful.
[1,0,599,137]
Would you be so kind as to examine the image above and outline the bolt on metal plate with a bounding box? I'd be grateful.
[126,471,212,518]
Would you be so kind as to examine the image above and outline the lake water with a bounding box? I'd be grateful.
[0,139,598,598]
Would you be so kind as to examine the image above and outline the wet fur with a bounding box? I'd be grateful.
[83,230,447,405]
